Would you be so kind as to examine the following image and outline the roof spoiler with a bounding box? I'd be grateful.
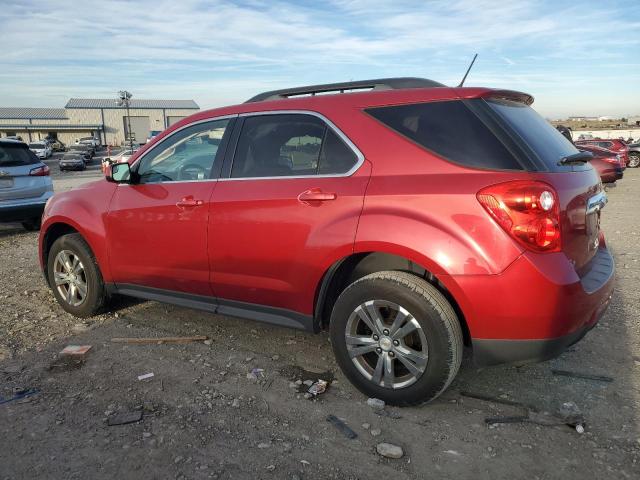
[481,89,534,105]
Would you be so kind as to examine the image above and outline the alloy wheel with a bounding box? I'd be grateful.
[345,300,428,389]
[628,154,640,168]
[53,250,88,307]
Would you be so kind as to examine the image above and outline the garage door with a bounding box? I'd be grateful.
[123,116,150,143]
[167,116,186,127]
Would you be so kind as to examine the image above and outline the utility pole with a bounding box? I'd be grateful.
[117,90,133,152]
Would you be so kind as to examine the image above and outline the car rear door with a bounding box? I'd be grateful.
[208,112,370,318]
[106,117,234,296]
[0,143,47,203]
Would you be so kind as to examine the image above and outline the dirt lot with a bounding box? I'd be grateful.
[0,172,639,480]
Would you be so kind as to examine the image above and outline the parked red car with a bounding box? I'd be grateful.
[577,144,624,183]
[575,138,629,167]
[38,78,614,405]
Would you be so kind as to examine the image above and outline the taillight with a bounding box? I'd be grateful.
[29,165,50,176]
[477,181,561,253]
[602,156,620,165]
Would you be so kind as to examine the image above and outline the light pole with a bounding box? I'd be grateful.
[117,90,133,152]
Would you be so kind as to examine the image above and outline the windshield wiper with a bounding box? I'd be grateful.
[558,151,593,165]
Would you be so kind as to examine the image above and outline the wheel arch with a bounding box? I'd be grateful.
[314,251,471,345]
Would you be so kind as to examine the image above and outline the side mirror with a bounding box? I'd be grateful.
[107,162,132,183]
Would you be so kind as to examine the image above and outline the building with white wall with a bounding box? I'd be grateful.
[0,98,199,146]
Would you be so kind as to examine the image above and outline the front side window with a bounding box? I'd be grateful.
[231,114,358,178]
[136,119,230,184]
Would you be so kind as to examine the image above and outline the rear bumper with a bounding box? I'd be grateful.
[451,247,615,366]
[0,190,53,223]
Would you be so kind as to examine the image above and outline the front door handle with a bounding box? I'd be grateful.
[176,197,204,208]
[297,188,337,202]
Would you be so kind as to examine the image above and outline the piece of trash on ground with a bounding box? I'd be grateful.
[326,415,357,439]
[247,368,265,381]
[367,397,385,410]
[308,379,328,396]
[48,355,85,372]
[107,410,143,426]
[138,372,154,381]
[485,401,585,433]
[111,336,208,344]
[0,388,39,405]
[60,345,92,356]
[551,369,613,383]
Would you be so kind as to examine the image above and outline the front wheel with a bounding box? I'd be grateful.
[628,153,639,168]
[47,233,107,317]
[330,271,463,406]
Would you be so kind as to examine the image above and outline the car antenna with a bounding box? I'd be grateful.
[457,53,478,87]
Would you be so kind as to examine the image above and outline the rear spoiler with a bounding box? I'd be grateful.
[481,89,534,105]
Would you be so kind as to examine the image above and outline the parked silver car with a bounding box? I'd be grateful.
[0,139,54,230]
[28,141,52,159]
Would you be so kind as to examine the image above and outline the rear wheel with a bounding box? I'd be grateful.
[330,271,463,406]
[47,233,107,317]
[628,153,639,168]
[21,217,41,231]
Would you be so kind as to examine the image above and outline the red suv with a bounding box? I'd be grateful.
[39,78,615,405]
[575,138,629,167]
[576,144,624,183]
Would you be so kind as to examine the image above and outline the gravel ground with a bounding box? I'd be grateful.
[0,171,638,480]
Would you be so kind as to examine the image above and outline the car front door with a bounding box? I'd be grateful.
[106,117,234,296]
[209,113,370,320]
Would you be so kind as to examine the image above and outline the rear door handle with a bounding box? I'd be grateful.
[176,197,204,208]
[297,188,337,202]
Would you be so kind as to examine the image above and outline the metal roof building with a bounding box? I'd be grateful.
[0,98,200,146]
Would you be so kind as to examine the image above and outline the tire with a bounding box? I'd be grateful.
[628,153,639,168]
[21,217,41,231]
[330,271,463,406]
[47,233,107,317]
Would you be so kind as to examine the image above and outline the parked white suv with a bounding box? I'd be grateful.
[28,141,52,159]
[75,136,100,148]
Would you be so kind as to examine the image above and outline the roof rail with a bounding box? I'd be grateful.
[245,77,445,103]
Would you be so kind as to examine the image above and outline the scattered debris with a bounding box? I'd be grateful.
[308,379,328,396]
[362,423,371,430]
[60,345,92,356]
[107,410,143,426]
[376,442,404,459]
[485,402,585,433]
[326,415,358,439]
[247,368,265,381]
[231,398,240,408]
[444,450,461,456]
[137,372,154,381]
[374,409,402,419]
[459,391,538,411]
[0,388,39,405]
[111,336,208,344]
[551,369,614,383]
[266,464,276,471]
[48,354,85,372]
[367,398,385,410]
[370,428,381,437]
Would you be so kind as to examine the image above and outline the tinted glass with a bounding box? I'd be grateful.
[136,119,229,184]
[232,114,326,178]
[486,98,579,169]
[318,129,358,174]
[0,144,39,166]
[367,100,522,170]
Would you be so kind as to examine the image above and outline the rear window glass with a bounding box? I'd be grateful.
[0,144,39,167]
[366,100,522,170]
[486,98,579,169]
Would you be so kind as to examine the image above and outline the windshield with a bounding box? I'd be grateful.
[0,144,39,166]
[486,98,580,169]
[29,143,45,148]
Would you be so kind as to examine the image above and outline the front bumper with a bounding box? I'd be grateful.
[452,247,615,366]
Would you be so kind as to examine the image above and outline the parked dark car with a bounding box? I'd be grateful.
[67,144,93,162]
[39,77,614,405]
[627,143,639,168]
[577,144,624,183]
[59,153,87,171]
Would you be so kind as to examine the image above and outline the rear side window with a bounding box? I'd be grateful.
[0,144,39,167]
[366,100,522,170]
[231,114,358,178]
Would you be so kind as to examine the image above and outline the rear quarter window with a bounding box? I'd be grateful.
[366,100,523,170]
[0,144,39,167]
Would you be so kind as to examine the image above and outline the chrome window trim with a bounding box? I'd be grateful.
[219,109,365,181]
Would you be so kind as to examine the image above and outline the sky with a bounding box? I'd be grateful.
[0,0,639,119]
